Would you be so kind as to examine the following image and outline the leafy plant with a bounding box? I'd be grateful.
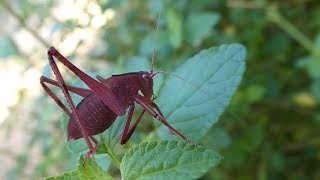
[5,0,319,179]
[121,141,222,180]
[46,156,113,180]
[46,44,246,179]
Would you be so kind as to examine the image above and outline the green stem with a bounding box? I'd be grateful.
[266,7,314,53]
[105,143,121,168]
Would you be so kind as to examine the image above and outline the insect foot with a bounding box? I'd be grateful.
[82,148,97,167]
[187,139,198,146]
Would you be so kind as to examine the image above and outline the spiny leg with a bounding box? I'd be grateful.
[82,136,100,165]
[126,109,146,142]
[40,76,72,116]
[40,76,101,145]
[47,49,95,157]
[148,101,176,135]
[134,95,195,145]
[40,75,101,159]
[41,76,92,97]
[48,46,125,116]
[82,136,99,166]
[89,136,99,156]
[120,103,147,144]
[41,76,101,145]
[140,95,176,135]
[40,76,92,116]
[120,103,134,144]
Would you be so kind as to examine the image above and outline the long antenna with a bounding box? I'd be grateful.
[153,71,243,124]
[151,3,162,74]
[152,71,211,97]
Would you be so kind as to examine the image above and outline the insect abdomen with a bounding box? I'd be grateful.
[68,93,117,140]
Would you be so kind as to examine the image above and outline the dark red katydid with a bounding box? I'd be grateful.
[40,14,193,159]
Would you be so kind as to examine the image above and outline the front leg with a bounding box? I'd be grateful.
[120,103,147,144]
[134,95,195,144]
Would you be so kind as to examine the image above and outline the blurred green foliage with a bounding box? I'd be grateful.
[1,0,320,179]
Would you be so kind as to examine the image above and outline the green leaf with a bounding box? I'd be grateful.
[157,44,246,142]
[185,12,220,46]
[120,141,222,180]
[46,170,79,180]
[93,154,112,171]
[78,157,113,180]
[46,157,113,180]
[166,8,182,49]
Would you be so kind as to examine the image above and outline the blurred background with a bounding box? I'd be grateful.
[0,0,319,179]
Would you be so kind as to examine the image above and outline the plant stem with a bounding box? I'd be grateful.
[266,7,314,53]
[104,143,121,168]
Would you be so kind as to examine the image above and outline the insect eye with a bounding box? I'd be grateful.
[142,74,147,78]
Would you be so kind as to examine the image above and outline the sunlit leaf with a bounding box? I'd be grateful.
[78,157,113,180]
[120,141,222,179]
[157,44,246,142]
